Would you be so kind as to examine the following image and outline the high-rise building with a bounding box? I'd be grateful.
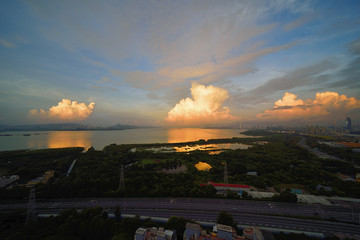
[346,117,352,131]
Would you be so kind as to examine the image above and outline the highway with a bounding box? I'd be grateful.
[297,137,342,160]
[1,197,360,236]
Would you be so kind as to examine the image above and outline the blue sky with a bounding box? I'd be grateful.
[0,0,360,127]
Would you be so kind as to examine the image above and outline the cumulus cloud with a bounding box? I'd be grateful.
[29,99,95,121]
[165,83,239,126]
[257,92,360,121]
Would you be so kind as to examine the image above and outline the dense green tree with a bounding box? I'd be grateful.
[115,205,121,220]
[165,216,191,240]
[217,211,234,226]
[272,190,298,203]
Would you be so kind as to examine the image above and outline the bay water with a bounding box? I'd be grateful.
[0,128,250,151]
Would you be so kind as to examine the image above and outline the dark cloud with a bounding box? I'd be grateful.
[326,38,360,89]
[234,60,335,105]
[347,38,360,55]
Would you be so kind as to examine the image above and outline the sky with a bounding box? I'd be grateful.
[0,0,360,127]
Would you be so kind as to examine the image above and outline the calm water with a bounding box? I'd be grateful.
[0,128,250,151]
[138,142,251,154]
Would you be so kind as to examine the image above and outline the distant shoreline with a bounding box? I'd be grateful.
[0,127,159,133]
[0,128,250,152]
[0,126,246,133]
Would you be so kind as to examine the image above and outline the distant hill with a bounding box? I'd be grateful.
[105,123,147,130]
[0,123,152,132]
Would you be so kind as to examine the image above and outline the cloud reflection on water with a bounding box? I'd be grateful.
[47,131,92,150]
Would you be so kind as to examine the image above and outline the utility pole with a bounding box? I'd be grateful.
[26,188,37,224]
[119,164,124,190]
[223,162,229,196]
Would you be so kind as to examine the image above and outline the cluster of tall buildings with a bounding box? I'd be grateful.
[346,117,352,131]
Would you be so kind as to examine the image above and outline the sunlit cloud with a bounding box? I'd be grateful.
[29,99,95,122]
[283,15,314,31]
[113,42,295,91]
[166,83,239,126]
[257,92,360,121]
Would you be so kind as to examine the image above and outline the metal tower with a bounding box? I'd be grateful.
[119,164,124,190]
[223,162,229,196]
[26,188,37,224]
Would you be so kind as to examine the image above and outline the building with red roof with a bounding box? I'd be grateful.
[202,181,251,194]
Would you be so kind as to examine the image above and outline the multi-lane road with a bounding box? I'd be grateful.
[1,197,360,236]
[297,137,342,160]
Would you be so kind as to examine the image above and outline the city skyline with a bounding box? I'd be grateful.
[1,0,360,127]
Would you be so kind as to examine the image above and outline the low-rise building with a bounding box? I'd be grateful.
[202,181,251,195]
[137,223,274,240]
[337,173,356,182]
[184,223,274,240]
[317,141,344,148]
[338,142,360,148]
[134,227,176,240]
[290,189,307,195]
[246,172,258,176]
[0,175,19,188]
[184,223,245,240]
[184,223,202,240]
[216,224,237,240]
[316,184,332,192]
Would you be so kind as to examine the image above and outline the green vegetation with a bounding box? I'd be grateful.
[0,207,349,240]
[165,216,196,240]
[0,148,83,183]
[0,147,83,200]
[0,131,359,200]
[271,190,298,203]
[0,207,196,240]
[305,136,360,164]
[217,211,234,226]
[0,207,145,240]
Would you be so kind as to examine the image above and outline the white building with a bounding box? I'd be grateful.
[0,175,19,188]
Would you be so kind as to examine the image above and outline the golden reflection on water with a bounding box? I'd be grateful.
[174,143,250,153]
[168,128,236,143]
[47,131,92,149]
[195,162,212,171]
